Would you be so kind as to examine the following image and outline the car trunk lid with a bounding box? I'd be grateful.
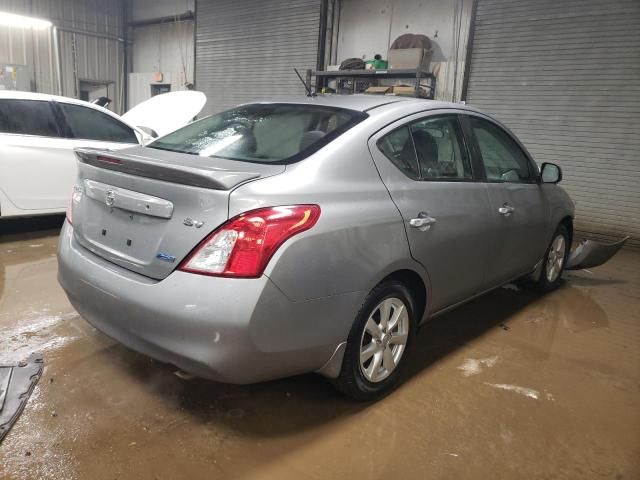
[70,146,284,280]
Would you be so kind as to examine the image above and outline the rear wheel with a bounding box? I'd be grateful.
[536,224,569,292]
[333,280,416,401]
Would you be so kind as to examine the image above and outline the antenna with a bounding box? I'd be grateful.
[294,68,316,97]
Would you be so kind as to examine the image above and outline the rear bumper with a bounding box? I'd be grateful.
[57,222,359,383]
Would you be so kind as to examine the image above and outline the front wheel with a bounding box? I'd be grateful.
[332,280,416,401]
[536,224,569,292]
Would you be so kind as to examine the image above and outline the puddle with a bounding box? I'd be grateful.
[484,383,541,400]
[524,285,608,333]
[457,356,499,377]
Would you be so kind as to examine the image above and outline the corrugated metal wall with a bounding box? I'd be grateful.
[0,0,126,112]
[0,0,56,94]
[195,0,322,115]
[465,0,640,247]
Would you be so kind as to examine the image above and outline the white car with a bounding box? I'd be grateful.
[0,90,206,218]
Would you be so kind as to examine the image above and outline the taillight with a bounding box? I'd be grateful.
[178,205,321,278]
[66,184,84,225]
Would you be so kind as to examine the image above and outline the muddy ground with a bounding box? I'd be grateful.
[1,216,638,479]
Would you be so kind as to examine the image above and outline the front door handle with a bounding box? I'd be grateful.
[498,203,515,216]
[409,212,437,231]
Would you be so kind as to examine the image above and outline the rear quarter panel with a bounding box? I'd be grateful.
[228,120,428,303]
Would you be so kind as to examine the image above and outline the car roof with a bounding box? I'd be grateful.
[0,89,125,116]
[1,89,91,106]
[0,89,145,133]
[247,94,482,114]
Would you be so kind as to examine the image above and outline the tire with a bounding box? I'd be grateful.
[536,224,570,292]
[332,280,416,401]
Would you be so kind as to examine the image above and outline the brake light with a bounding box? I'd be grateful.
[97,155,123,165]
[179,205,321,278]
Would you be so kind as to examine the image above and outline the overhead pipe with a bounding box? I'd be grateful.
[55,25,125,43]
[128,11,194,28]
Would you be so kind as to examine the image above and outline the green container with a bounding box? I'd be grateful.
[365,59,388,70]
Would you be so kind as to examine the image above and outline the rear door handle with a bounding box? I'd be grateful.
[409,212,437,231]
[498,204,515,216]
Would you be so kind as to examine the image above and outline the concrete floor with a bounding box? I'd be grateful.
[0,216,639,480]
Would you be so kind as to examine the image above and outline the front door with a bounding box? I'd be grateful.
[369,112,496,313]
[464,115,549,285]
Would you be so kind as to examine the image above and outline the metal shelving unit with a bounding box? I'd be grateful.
[306,67,436,99]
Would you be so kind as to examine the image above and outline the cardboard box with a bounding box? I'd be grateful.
[387,48,432,70]
[365,86,392,94]
[392,85,429,97]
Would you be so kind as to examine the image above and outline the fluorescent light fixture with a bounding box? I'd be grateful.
[0,11,52,29]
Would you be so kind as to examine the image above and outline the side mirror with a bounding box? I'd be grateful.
[137,125,159,139]
[541,162,562,184]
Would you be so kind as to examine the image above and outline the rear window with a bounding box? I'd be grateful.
[149,103,367,164]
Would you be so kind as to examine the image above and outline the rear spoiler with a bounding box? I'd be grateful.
[74,148,261,190]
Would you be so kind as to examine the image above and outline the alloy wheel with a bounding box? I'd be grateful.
[359,297,409,383]
[546,234,566,283]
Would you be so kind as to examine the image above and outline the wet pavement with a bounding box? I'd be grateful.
[1,216,639,479]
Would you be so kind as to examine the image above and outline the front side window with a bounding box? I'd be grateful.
[469,117,535,183]
[58,103,138,144]
[0,99,60,137]
[150,103,366,164]
[377,115,472,181]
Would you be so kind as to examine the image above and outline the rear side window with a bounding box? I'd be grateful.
[377,115,472,181]
[376,126,420,179]
[58,103,138,144]
[469,117,536,183]
[410,116,472,180]
[0,99,60,137]
[149,103,366,164]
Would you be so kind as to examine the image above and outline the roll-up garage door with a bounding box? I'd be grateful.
[195,0,321,116]
[465,0,640,247]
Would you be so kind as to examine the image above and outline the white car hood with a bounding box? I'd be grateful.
[121,91,207,137]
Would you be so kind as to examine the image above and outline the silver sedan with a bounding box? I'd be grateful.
[57,95,574,400]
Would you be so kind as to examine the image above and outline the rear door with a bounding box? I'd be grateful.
[0,98,140,213]
[462,114,548,285]
[369,112,495,313]
[0,98,72,211]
